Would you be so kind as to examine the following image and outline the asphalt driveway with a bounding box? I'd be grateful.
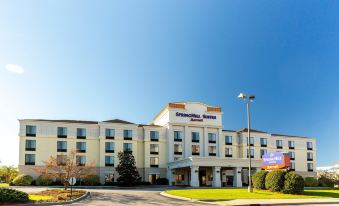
[69,187,208,206]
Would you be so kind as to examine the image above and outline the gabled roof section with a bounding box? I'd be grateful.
[271,133,310,139]
[222,129,236,132]
[20,119,98,124]
[102,119,135,124]
[237,128,268,134]
[138,124,163,127]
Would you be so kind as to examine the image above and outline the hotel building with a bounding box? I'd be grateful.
[19,102,316,187]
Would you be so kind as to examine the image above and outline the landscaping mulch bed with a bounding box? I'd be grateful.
[31,189,86,203]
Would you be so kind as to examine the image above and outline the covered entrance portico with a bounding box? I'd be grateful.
[167,157,261,187]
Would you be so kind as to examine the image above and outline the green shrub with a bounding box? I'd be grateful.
[283,172,305,194]
[318,176,334,187]
[304,177,318,187]
[83,175,100,186]
[0,188,29,202]
[12,174,33,186]
[252,171,268,190]
[36,175,53,186]
[265,170,286,192]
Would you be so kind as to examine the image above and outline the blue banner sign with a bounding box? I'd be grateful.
[261,152,290,170]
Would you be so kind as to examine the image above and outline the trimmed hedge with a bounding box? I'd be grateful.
[252,171,268,190]
[318,176,335,187]
[265,170,286,192]
[283,172,305,194]
[83,175,100,186]
[36,175,53,186]
[155,178,169,185]
[0,188,29,203]
[305,177,318,187]
[12,174,33,186]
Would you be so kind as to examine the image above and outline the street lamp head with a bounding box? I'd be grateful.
[238,93,247,99]
[249,95,255,100]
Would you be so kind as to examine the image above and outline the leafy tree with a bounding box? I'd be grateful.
[0,166,19,183]
[116,151,140,185]
[35,150,95,190]
[317,168,339,187]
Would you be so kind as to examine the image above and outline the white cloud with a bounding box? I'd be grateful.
[5,64,24,74]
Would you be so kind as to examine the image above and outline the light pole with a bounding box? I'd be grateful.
[238,92,255,193]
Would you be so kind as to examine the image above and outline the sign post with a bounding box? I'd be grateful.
[69,177,76,200]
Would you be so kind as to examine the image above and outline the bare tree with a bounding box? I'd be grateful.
[35,149,96,190]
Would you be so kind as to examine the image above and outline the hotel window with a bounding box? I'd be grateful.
[25,154,35,165]
[57,127,67,138]
[76,142,86,153]
[174,131,183,142]
[307,163,314,172]
[150,131,159,141]
[105,142,115,153]
[225,136,232,145]
[307,142,313,150]
[105,156,114,166]
[289,151,295,160]
[76,156,86,166]
[150,157,159,168]
[208,133,216,143]
[260,138,267,147]
[192,145,200,156]
[123,130,133,140]
[150,144,159,155]
[290,162,295,171]
[288,140,295,149]
[307,152,313,161]
[192,132,200,143]
[57,155,67,165]
[57,141,67,152]
[247,149,254,158]
[25,140,36,151]
[260,149,267,158]
[208,146,216,156]
[77,128,86,139]
[174,144,183,155]
[276,140,283,149]
[225,148,232,157]
[123,143,132,152]
[26,125,36,137]
[247,137,254,146]
[105,129,115,139]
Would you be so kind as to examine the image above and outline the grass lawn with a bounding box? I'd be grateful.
[0,183,9,187]
[166,189,339,200]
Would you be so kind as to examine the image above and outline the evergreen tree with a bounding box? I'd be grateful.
[116,151,140,185]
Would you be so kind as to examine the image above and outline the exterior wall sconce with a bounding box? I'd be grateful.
[238,171,241,174]
[195,170,198,173]
[217,171,220,173]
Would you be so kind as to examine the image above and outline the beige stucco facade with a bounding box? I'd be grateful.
[18,102,317,186]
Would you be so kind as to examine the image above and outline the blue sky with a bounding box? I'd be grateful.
[0,1,338,166]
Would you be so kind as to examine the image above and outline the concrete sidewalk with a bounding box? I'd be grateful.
[222,198,339,205]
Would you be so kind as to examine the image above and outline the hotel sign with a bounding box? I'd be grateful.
[261,152,290,170]
[175,112,216,122]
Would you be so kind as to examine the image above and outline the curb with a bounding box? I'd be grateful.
[160,191,222,205]
[12,191,90,206]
